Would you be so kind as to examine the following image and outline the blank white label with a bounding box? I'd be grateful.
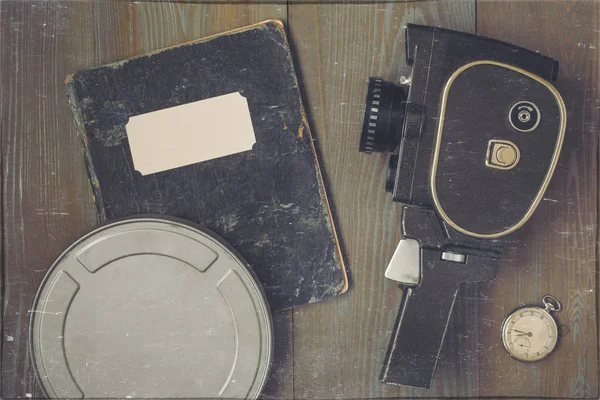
[125,92,256,175]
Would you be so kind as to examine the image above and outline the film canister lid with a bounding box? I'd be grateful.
[30,217,272,400]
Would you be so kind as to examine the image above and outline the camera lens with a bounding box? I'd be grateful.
[359,78,408,153]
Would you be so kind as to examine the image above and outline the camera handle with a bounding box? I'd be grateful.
[380,207,500,389]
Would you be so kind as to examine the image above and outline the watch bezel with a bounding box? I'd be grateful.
[501,306,558,362]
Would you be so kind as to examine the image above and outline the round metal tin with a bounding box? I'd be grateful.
[30,217,272,399]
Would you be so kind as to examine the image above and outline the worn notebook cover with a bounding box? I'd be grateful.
[65,20,347,310]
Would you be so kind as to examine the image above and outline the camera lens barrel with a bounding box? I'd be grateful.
[359,78,408,154]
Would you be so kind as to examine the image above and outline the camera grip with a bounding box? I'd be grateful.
[380,248,498,389]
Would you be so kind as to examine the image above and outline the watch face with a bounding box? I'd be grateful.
[502,306,558,362]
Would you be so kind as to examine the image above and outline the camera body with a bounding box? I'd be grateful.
[360,25,566,388]
[361,24,565,239]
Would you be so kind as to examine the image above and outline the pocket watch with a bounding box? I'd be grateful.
[501,295,562,362]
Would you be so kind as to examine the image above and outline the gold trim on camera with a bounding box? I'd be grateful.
[430,60,567,239]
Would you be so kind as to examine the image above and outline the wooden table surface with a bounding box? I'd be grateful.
[1,1,598,398]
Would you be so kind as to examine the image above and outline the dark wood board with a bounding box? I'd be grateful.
[0,3,294,400]
[1,2,99,398]
[1,1,598,399]
[287,1,484,398]
[476,1,599,397]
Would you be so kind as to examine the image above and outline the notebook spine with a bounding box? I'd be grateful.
[65,73,108,223]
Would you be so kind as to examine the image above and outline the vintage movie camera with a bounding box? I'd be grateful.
[359,24,566,389]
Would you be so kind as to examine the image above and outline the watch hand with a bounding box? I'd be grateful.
[513,329,532,337]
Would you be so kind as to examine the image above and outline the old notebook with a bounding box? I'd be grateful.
[65,20,347,310]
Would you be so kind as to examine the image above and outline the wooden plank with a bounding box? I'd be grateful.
[287,1,477,398]
[476,1,599,398]
[93,1,134,64]
[0,1,99,398]
[260,310,294,400]
[130,2,287,53]
[1,1,292,399]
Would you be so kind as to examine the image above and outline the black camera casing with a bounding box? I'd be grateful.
[360,24,566,389]
[363,24,565,240]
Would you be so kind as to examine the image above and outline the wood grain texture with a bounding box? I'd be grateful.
[130,2,287,54]
[287,1,479,398]
[476,1,599,398]
[1,2,99,398]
